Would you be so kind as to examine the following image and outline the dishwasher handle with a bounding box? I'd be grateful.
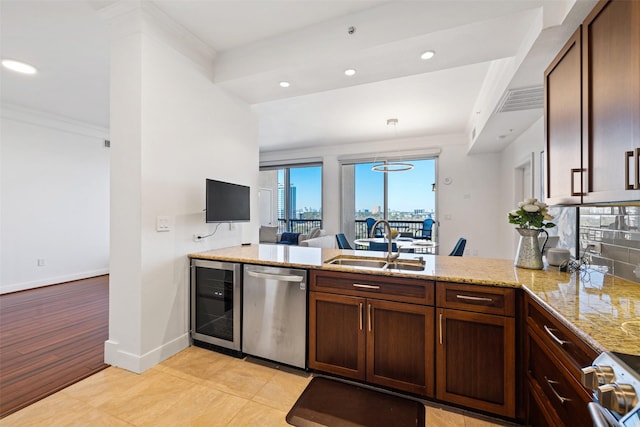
[246,270,304,283]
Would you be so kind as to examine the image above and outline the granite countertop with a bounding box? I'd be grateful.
[189,244,640,356]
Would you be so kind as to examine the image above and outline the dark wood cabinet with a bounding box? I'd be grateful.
[524,294,598,427]
[309,292,365,381]
[367,299,433,395]
[582,0,640,203]
[545,27,583,205]
[545,0,640,204]
[435,282,516,418]
[308,270,435,397]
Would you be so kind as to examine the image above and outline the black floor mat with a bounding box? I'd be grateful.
[286,377,425,427]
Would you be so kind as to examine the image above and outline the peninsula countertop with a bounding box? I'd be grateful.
[189,244,640,356]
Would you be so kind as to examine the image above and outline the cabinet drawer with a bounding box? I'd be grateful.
[527,329,593,427]
[436,282,515,316]
[310,270,434,305]
[527,377,564,427]
[525,295,597,380]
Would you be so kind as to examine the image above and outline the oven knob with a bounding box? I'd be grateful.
[597,383,639,414]
[581,365,616,390]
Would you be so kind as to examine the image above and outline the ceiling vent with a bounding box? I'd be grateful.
[494,86,543,113]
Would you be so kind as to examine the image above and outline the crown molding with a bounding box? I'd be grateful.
[97,0,216,77]
[1,103,109,139]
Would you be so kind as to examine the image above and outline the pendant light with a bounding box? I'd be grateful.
[371,118,414,173]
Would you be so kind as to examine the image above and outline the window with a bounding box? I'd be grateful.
[342,158,436,241]
[260,164,322,234]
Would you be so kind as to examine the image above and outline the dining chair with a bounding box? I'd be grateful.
[369,241,398,252]
[415,218,435,240]
[365,218,383,237]
[448,238,466,256]
[335,233,353,250]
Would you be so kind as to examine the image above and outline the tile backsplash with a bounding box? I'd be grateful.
[579,205,640,283]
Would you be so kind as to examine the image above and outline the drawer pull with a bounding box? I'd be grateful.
[545,376,571,405]
[368,304,372,332]
[439,313,443,345]
[353,283,380,290]
[456,294,493,303]
[543,325,568,346]
[359,303,363,330]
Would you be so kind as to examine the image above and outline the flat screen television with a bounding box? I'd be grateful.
[205,179,250,223]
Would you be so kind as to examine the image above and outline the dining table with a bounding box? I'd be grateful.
[354,237,439,254]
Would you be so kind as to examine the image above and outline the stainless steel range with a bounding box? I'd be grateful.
[581,352,640,427]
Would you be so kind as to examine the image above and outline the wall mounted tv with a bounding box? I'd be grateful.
[205,179,250,223]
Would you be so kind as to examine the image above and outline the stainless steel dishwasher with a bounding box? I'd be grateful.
[242,264,307,369]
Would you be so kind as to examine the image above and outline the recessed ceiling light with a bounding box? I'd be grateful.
[420,50,435,60]
[279,81,290,88]
[2,59,37,74]
[344,68,356,76]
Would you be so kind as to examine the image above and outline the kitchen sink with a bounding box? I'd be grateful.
[386,260,426,271]
[325,255,425,272]
[326,257,388,269]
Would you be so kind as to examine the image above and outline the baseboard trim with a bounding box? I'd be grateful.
[1,269,110,295]
[104,333,190,374]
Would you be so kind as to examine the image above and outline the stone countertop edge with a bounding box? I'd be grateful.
[188,244,640,356]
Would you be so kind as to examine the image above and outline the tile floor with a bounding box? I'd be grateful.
[1,346,519,426]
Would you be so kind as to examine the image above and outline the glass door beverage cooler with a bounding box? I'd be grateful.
[190,259,241,355]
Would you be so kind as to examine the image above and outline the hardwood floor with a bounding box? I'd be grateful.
[0,275,109,418]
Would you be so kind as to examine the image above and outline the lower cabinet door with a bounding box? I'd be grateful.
[308,292,366,380]
[367,299,434,397]
[436,308,516,417]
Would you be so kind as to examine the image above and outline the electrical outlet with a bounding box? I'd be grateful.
[587,242,602,255]
[192,234,201,242]
[37,258,45,267]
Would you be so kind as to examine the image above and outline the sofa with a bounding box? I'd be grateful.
[259,226,327,246]
[298,234,337,248]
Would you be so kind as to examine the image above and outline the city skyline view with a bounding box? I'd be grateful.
[278,159,436,218]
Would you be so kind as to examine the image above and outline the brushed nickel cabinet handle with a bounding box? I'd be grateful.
[571,168,584,196]
[625,151,634,190]
[353,283,380,290]
[439,313,443,345]
[368,304,372,332]
[545,376,571,404]
[359,303,363,331]
[456,294,493,303]
[544,325,568,346]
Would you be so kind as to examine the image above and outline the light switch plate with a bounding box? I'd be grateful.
[156,216,171,232]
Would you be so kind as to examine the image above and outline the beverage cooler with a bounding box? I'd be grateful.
[190,259,242,355]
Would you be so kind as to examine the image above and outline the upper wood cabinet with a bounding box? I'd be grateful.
[545,0,640,204]
[582,0,640,203]
[545,28,583,205]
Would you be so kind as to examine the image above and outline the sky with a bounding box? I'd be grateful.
[355,159,436,212]
[286,159,436,213]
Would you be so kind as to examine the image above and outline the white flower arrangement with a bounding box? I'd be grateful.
[508,198,556,230]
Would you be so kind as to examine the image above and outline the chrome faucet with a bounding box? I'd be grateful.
[370,219,400,263]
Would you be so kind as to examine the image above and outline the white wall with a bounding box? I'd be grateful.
[0,107,110,294]
[105,5,258,373]
[498,117,545,259]
[260,133,503,258]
